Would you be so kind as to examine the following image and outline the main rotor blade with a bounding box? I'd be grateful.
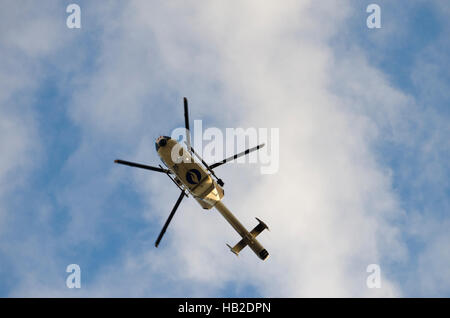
[184,97,192,154]
[209,143,265,169]
[114,159,170,173]
[155,191,186,247]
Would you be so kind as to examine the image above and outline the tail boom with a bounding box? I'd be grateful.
[214,201,269,261]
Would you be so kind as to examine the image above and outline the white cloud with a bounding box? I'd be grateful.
[0,1,74,292]
[58,1,410,297]
[1,0,448,297]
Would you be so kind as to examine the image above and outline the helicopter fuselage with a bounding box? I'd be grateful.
[156,136,224,209]
[155,135,269,260]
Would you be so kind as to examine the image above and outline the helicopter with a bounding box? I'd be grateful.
[114,98,269,260]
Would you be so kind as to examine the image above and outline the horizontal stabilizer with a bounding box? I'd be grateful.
[226,218,269,257]
[227,239,247,256]
[250,217,269,238]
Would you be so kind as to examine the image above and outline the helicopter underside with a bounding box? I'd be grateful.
[156,137,224,209]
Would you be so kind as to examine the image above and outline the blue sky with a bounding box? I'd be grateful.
[0,1,448,297]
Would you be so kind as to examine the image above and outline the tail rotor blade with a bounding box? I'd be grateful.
[155,191,185,247]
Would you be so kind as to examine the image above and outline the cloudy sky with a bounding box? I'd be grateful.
[0,0,448,297]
